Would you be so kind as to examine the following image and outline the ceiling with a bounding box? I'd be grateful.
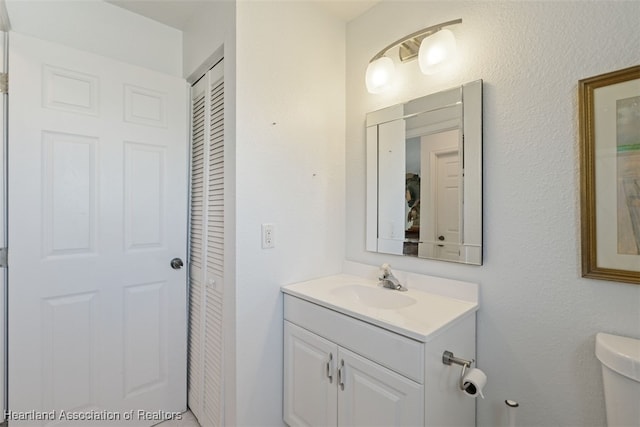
[106,0,379,30]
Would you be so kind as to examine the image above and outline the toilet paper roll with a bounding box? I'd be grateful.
[462,368,487,398]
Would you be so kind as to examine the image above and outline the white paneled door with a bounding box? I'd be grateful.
[419,129,461,261]
[7,32,188,426]
[435,150,460,261]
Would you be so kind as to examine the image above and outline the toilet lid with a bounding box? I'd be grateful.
[596,333,640,382]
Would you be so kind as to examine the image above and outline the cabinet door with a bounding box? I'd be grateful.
[284,321,338,427]
[338,348,424,427]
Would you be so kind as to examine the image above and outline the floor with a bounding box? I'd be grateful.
[155,410,201,427]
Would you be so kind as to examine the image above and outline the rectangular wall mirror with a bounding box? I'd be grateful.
[366,80,483,265]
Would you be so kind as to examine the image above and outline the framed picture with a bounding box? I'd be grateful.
[579,65,640,285]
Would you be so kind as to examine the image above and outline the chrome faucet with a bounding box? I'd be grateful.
[378,263,407,291]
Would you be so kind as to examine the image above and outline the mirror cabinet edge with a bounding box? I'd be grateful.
[365,124,378,252]
[462,79,483,265]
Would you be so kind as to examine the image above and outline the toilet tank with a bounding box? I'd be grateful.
[595,333,640,427]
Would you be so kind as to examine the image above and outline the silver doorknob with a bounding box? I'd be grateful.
[170,258,184,270]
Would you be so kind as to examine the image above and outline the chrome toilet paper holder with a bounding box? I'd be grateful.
[442,350,474,391]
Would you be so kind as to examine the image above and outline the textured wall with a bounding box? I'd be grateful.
[346,2,640,426]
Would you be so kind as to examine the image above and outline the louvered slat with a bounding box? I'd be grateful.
[206,78,224,282]
[188,86,207,425]
[190,91,206,273]
[203,289,223,425]
[189,63,225,427]
[202,75,225,427]
[187,278,204,415]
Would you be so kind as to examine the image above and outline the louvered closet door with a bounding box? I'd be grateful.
[188,60,225,427]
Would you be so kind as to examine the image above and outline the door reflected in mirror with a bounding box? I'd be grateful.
[366,80,482,265]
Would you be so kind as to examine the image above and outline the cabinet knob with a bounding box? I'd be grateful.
[338,359,345,391]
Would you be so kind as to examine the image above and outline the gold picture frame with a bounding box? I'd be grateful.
[579,65,640,285]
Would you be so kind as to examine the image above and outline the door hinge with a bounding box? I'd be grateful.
[0,73,7,94]
[0,248,6,268]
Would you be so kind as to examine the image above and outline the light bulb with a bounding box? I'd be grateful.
[418,29,457,75]
[365,57,394,94]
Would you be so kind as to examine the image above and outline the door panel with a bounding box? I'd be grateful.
[338,348,423,427]
[8,32,187,425]
[42,131,98,256]
[284,322,338,427]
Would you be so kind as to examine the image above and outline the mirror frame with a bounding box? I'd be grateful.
[365,80,483,264]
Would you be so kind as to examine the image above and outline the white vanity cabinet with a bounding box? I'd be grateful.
[282,270,478,427]
[284,320,423,427]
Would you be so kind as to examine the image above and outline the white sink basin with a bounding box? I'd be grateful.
[281,272,478,342]
[331,284,416,309]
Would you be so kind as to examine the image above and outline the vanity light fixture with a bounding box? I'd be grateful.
[365,19,462,93]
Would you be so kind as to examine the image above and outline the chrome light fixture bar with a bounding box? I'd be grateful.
[370,18,462,64]
[366,19,462,93]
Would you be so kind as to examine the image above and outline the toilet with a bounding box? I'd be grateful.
[595,332,640,426]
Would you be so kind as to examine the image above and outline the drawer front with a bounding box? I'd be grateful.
[284,295,424,383]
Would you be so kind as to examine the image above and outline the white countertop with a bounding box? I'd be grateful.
[281,271,479,342]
